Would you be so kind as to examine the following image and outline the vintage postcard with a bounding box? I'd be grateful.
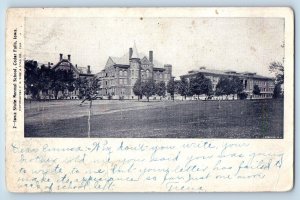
[5,7,294,192]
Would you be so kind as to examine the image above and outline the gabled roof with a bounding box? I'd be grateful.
[105,57,118,68]
[141,56,151,65]
[139,52,164,68]
[103,43,166,70]
[52,59,81,74]
[52,59,94,75]
[109,53,130,66]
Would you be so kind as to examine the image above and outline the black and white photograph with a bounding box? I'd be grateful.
[24,17,284,138]
[5,7,294,193]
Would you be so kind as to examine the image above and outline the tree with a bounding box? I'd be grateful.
[167,78,175,101]
[133,79,142,101]
[50,69,75,99]
[74,77,99,100]
[176,78,189,100]
[75,77,90,99]
[215,76,231,99]
[89,77,101,96]
[38,65,53,99]
[141,79,156,102]
[230,76,243,95]
[215,76,243,100]
[273,83,282,99]
[238,92,248,100]
[189,73,213,99]
[25,60,41,99]
[269,61,284,85]
[253,84,261,96]
[175,80,183,100]
[190,73,205,99]
[155,81,166,100]
[202,78,213,98]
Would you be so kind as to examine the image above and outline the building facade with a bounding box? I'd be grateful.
[51,53,94,99]
[180,67,275,99]
[30,54,94,100]
[51,54,94,77]
[96,45,172,99]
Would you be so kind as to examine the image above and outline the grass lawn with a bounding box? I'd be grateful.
[24,99,283,138]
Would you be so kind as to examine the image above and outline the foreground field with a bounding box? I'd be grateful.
[24,99,283,138]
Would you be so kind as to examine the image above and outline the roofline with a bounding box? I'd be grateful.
[153,67,165,72]
[52,59,82,74]
[180,71,274,80]
[115,64,130,68]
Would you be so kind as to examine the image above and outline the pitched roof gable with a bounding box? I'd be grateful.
[141,56,151,65]
[52,59,81,74]
[105,57,116,68]
[110,53,130,66]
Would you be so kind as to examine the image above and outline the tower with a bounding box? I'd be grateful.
[129,45,141,96]
[164,64,172,84]
[129,45,140,77]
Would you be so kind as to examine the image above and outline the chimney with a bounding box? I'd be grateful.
[67,54,71,62]
[59,53,63,61]
[129,48,133,59]
[149,51,153,63]
[75,64,78,68]
[48,62,51,68]
[87,65,91,74]
[164,64,172,74]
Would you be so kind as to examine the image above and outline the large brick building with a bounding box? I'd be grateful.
[180,67,275,99]
[96,45,172,99]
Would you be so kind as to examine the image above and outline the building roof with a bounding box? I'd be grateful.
[182,67,274,80]
[105,44,165,70]
[52,59,94,76]
[153,67,165,72]
[110,53,130,66]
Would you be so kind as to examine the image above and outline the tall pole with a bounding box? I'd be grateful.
[87,101,91,138]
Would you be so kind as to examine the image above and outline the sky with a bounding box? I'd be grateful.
[24,17,284,78]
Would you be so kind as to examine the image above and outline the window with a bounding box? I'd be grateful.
[124,79,127,85]
[160,73,163,79]
[124,70,127,76]
[146,70,150,78]
[119,70,123,76]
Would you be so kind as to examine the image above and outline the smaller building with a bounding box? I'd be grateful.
[52,53,94,78]
[33,54,95,99]
[180,67,275,99]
